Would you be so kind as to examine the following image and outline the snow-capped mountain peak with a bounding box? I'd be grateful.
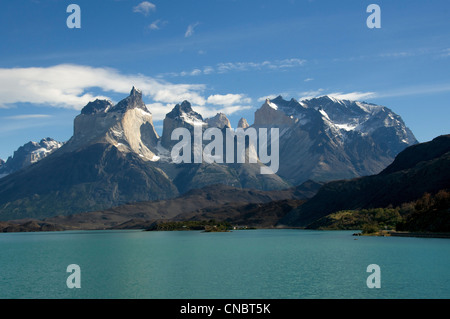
[0,138,64,178]
[264,98,278,110]
[161,101,206,148]
[166,101,204,124]
[261,95,415,146]
[252,95,418,184]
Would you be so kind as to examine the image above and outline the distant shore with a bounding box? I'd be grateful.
[2,218,450,238]
[351,230,450,239]
[388,231,450,239]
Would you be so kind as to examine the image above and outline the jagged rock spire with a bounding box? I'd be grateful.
[237,117,249,129]
[166,100,202,120]
[206,113,231,129]
[109,86,149,113]
[161,100,206,148]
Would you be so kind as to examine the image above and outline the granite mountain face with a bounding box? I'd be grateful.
[65,86,160,160]
[0,88,417,220]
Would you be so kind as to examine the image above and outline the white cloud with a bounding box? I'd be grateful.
[216,62,251,73]
[378,51,413,58]
[0,64,206,110]
[327,91,377,101]
[275,58,306,69]
[148,99,253,122]
[4,114,52,120]
[298,85,450,103]
[0,64,262,124]
[185,22,200,38]
[190,69,202,76]
[149,19,161,30]
[133,1,156,16]
[203,66,214,74]
[257,95,278,102]
[161,58,306,78]
[298,89,325,100]
[440,48,450,58]
[207,94,251,106]
[148,19,167,31]
[180,69,202,77]
[145,102,175,121]
[304,78,314,82]
[149,94,254,121]
[215,59,304,73]
[193,104,253,119]
[375,83,450,99]
[297,89,376,101]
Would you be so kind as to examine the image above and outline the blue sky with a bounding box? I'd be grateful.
[0,0,449,160]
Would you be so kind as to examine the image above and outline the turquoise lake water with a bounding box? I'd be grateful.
[0,229,449,299]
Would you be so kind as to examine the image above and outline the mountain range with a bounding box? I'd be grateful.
[2,135,448,232]
[253,95,417,184]
[0,87,418,221]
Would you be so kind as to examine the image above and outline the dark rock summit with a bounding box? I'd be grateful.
[81,99,113,115]
[109,86,149,113]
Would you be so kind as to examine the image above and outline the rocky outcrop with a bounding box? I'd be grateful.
[238,118,249,129]
[206,113,231,129]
